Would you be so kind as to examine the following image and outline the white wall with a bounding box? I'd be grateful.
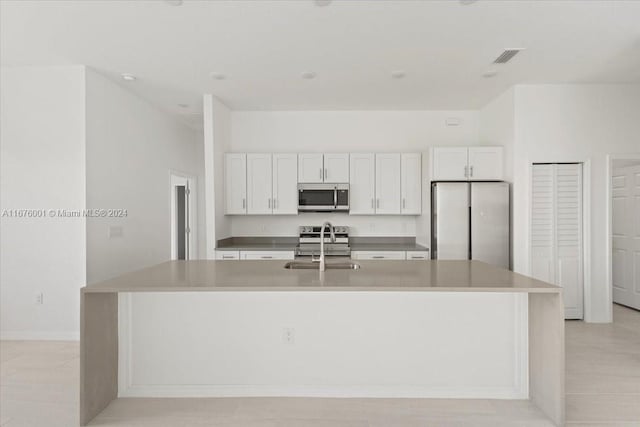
[510,84,640,322]
[0,66,86,340]
[203,95,232,258]
[85,68,203,283]
[227,110,479,239]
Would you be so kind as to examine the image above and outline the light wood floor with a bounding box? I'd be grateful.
[1,304,639,426]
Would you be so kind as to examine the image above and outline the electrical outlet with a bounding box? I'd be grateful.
[35,292,43,305]
[282,327,295,344]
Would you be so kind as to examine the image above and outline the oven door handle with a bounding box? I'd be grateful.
[333,187,337,209]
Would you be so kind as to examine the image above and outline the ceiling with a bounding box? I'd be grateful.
[2,0,639,126]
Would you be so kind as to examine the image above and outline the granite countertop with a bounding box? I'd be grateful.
[216,237,428,252]
[84,260,560,294]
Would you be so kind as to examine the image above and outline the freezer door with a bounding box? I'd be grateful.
[432,183,470,260]
[470,182,510,269]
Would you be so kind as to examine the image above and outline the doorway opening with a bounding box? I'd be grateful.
[170,172,196,260]
[608,155,640,313]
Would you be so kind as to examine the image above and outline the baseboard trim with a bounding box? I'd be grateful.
[0,331,79,341]
[120,384,527,400]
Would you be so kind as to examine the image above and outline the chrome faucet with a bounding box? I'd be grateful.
[316,221,335,272]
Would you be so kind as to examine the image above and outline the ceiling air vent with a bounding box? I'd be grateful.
[493,49,524,64]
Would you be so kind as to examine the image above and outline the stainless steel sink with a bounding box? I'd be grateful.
[284,261,360,270]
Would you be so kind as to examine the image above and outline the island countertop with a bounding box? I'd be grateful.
[83,260,560,293]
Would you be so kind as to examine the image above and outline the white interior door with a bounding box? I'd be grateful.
[349,153,376,215]
[246,154,272,214]
[375,153,401,215]
[530,163,583,319]
[171,173,196,260]
[298,154,324,183]
[272,154,298,215]
[612,164,640,310]
[323,153,349,183]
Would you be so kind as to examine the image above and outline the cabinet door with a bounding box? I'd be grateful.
[272,154,298,215]
[401,153,422,215]
[431,147,469,181]
[351,251,406,260]
[246,154,273,214]
[324,153,349,183]
[349,153,376,215]
[240,251,295,260]
[224,153,247,215]
[468,147,503,180]
[298,154,324,183]
[375,153,401,214]
[215,250,240,260]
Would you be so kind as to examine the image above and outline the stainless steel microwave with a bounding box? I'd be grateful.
[298,183,349,212]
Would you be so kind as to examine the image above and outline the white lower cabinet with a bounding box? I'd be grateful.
[406,251,429,260]
[351,251,406,260]
[240,251,295,260]
[215,250,240,260]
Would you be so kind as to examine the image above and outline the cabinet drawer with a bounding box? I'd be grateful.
[406,251,430,260]
[240,251,295,260]
[351,251,406,260]
[215,250,240,260]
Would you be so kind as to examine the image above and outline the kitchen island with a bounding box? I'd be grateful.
[80,260,564,426]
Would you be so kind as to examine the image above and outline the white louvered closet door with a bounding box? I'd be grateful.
[531,163,583,319]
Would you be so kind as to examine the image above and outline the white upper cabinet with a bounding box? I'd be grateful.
[349,153,376,215]
[375,153,401,215]
[298,154,324,183]
[467,147,503,180]
[323,153,349,183]
[401,153,422,215]
[272,153,298,215]
[225,153,247,215]
[431,147,469,181]
[298,153,349,183]
[431,146,503,181]
[246,154,273,215]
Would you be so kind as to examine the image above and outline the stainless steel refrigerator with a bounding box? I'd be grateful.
[431,182,510,269]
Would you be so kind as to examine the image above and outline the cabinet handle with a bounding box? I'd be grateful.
[371,199,374,209]
[411,256,423,259]
[464,166,468,178]
[325,168,328,180]
[261,256,273,259]
[376,199,380,208]
[372,256,385,259]
[222,255,235,259]
[320,169,323,180]
[470,165,474,177]
[402,198,406,209]
[274,199,278,209]
[242,198,246,209]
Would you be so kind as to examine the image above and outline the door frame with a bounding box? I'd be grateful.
[170,171,197,260]
[606,153,640,315]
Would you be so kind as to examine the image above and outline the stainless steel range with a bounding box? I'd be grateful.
[296,225,350,257]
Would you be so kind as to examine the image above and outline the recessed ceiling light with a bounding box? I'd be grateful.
[391,70,406,79]
[301,71,317,80]
[178,103,189,108]
[482,70,498,78]
[121,73,136,82]
[314,0,332,6]
[210,72,227,80]
[164,0,183,6]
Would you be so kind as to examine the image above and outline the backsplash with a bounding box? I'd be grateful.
[230,213,418,237]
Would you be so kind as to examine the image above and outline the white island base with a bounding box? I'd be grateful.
[80,261,564,426]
